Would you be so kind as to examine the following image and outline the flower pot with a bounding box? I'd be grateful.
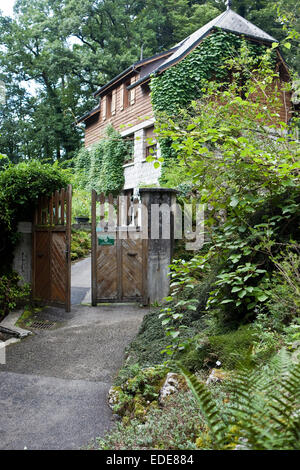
[75,216,90,224]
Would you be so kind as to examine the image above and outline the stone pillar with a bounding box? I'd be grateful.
[12,222,32,285]
[140,188,177,304]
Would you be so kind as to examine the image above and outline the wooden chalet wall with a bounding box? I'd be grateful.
[85,75,154,148]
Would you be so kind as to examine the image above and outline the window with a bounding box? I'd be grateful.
[141,83,151,95]
[145,126,157,158]
[124,134,134,164]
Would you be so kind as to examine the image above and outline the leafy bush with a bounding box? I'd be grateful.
[71,230,91,261]
[0,160,70,227]
[0,160,70,272]
[0,272,30,317]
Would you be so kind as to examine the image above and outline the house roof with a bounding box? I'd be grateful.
[78,8,279,123]
[93,48,176,98]
[76,104,101,124]
[152,8,277,75]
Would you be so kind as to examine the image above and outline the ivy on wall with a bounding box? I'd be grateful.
[151,29,268,114]
[74,125,131,195]
[150,29,270,178]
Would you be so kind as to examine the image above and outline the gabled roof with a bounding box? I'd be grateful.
[127,8,278,92]
[153,8,277,75]
[78,8,279,123]
[93,48,176,98]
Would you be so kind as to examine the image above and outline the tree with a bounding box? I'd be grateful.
[0,0,298,163]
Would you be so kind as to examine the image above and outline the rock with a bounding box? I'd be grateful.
[158,373,185,406]
[108,386,121,410]
[206,368,229,385]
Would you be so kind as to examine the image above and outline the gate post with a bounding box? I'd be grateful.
[139,188,177,304]
[12,222,32,285]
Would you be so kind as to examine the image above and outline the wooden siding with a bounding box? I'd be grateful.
[84,57,293,148]
[85,75,153,147]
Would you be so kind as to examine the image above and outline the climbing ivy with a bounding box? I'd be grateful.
[99,125,126,195]
[150,29,268,114]
[74,125,130,194]
[150,29,272,172]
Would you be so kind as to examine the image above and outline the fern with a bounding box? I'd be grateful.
[179,365,226,449]
[178,349,300,450]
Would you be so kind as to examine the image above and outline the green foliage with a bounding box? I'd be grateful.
[151,30,268,114]
[0,160,70,272]
[95,389,202,450]
[180,349,300,450]
[71,229,91,261]
[154,45,299,333]
[178,325,256,372]
[0,160,69,226]
[0,272,30,317]
[109,365,167,423]
[208,326,256,369]
[72,189,91,219]
[73,125,128,194]
[99,126,126,195]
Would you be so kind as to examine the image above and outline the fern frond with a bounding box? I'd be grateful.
[178,364,226,449]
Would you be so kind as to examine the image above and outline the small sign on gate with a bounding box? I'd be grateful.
[98,234,115,246]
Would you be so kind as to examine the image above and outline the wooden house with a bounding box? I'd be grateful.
[77,7,292,194]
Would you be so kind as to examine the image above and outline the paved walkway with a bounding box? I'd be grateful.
[71,255,91,305]
[0,291,146,448]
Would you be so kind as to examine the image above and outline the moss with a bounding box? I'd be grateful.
[177,325,257,371]
[208,325,255,369]
[16,307,42,327]
[111,365,168,421]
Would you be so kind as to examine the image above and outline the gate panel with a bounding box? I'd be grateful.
[91,191,148,305]
[96,232,118,300]
[32,185,72,312]
[51,231,68,304]
[34,231,50,300]
[122,236,143,300]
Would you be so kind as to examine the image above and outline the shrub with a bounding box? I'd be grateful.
[71,230,91,261]
[0,272,30,317]
[0,160,70,272]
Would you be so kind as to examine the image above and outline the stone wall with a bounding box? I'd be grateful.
[121,119,161,190]
[12,222,32,285]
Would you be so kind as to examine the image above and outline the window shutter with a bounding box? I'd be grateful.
[102,96,107,121]
[120,84,124,111]
[112,89,117,115]
[130,78,136,105]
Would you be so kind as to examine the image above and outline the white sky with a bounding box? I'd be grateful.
[0,0,16,17]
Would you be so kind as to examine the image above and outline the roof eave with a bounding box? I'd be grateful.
[76,105,101,125]
[93,48,177,98]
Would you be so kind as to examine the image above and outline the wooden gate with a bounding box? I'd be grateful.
[32,185,72,312]
[91,191,148,305]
